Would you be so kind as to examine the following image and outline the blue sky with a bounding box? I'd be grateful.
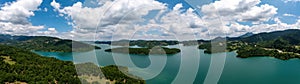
[33,0,196,32]
[0,0,300,40]
[29,0,81,32]
[261,0,300,24]
[31,0,300,27]
[4,0,187,31]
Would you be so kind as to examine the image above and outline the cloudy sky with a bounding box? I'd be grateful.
[0,0,299,41]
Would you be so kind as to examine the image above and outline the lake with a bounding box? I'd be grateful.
[33,44,300,84]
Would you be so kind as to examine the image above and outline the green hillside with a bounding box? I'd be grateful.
[240,29,300,44]
[198,29,300,60]
[0,44,144,83]
[0,35,101,52]
[76,63,145,84]
[0,44,80,83]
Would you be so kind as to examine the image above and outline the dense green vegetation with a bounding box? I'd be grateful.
[237,30,300,60]
[240,29,300,44]
[0,34,101,52]
[0,44,80,83]
[198,29,300,60]
[105,47,181,55]
[76,63,145,84]
[102,65,145,84]
[198,42,230,54]
[97,40,178,48]
[236,45,277,58]
[0,44,145,83]
[236,45,300,60]
[128,40,178,48]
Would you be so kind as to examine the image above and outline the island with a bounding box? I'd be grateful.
[96,40,179,48]
[105,47,181,55]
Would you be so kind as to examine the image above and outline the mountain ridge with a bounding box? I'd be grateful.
[198,29,300,60]
[0,34,101,52]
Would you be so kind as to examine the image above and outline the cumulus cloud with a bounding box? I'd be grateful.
[50,0,60,10]
[3,0,296,41]
[51,0,299,41]
[194,0,286,39]
[238,4,277,23]
[51,0,167,40]
[36,28,58,36]
[0,0,42,25]
[0,22,44,35]
[0,0,58,37]
[201,0,277,24]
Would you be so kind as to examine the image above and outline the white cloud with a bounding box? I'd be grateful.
[238,4,277,24]
[194,0,283,39]
[51,0,167,40]
[51,0,299,41]
[0,0,58,37]
[0,0,42,25]
[0,22,44,35]
[36,28,58,36]
[283,13,296,17]
[50,0,60,10]
[201,0,277,24]
[44,8,48,12]
[282,0,300,3]
[226,17,300,37]
[173,3,183,11]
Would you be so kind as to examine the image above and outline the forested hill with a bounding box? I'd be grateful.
[236,29,300,52]
[0,34,100,52]
[0,44,80,83]
[239,29,300,44]
[199,29,300,60]
[0,44,145,83]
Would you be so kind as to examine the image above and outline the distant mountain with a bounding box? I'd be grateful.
[0,34,100,52]
[94,29,300,48]
[239,32,254,38]
[240,29,300,44]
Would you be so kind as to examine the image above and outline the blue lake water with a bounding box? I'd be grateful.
[33,44,300,84]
